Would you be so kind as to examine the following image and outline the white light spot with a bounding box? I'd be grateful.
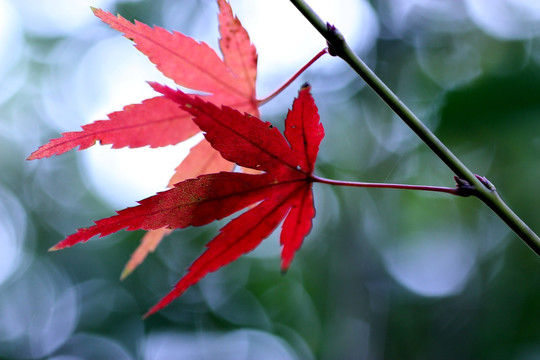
[382,230,475,297]
[465,0,540,39]
[13,0,115,36]
[0,0,23,104]
[0,187,25,287]
[81,138,201,209]
[144,329,298,360]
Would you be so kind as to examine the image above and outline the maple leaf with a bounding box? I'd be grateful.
[28,0,257,158]
[50,84,324,317]
[28,0,259,278]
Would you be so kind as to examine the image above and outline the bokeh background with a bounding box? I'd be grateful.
[2,0,540,359]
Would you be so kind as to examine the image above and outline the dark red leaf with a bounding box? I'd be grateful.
[52,84,323,317]
[284,84,324,174]
[280,184,315,271]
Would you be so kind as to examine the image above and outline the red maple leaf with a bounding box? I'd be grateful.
[28,0,260,278]
[50,84,324,317]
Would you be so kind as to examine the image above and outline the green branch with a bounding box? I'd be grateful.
[289,0,540,256]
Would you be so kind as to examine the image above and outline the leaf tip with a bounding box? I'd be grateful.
[119,267,132,281]
[48,245,60,252]
[300,81,311,90]
[142,307,157,319]
[27,146,51,160]
[280,257,294,275]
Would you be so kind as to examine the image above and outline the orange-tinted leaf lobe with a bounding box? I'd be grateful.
[218,0,257,99]
[120,227,171,280]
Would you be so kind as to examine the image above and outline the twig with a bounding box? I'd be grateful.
[258,48,328,105]
[310,175,469,197]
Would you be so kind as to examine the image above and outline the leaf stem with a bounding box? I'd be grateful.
[311,175,465,196]
[289,0,540,256]
[257,48,328,105]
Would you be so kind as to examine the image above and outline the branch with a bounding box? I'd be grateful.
[289,0,540,256]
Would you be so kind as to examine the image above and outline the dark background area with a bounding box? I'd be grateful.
[1,0,540,359]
